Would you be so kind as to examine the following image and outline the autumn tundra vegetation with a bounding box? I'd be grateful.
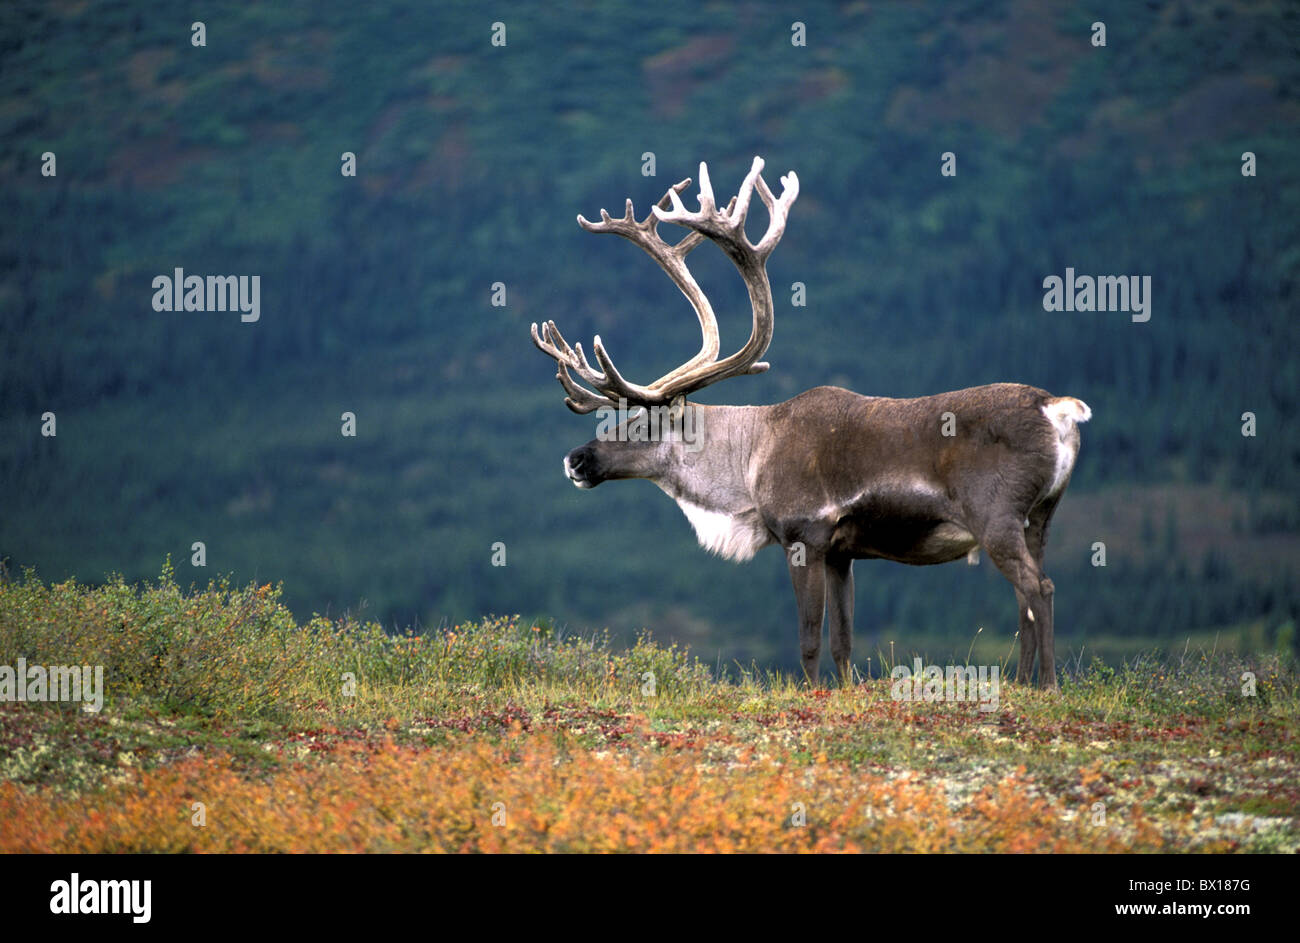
[0,562,1295,853]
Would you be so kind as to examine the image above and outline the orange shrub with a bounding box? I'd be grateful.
[0,730,1178,853]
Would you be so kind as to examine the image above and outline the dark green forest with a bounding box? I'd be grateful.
[1,0,1297,671]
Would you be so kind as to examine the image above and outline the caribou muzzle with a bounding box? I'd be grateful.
[563,445,601,489]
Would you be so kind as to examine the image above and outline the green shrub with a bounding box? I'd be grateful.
[0,561,712,718]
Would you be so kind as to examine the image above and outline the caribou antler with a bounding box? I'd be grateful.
[531,156,799,413]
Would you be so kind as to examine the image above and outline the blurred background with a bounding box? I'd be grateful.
[1,0,1296,672]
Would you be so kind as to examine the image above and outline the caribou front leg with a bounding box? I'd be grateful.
[825,555,854,686]
[787,549,827,685]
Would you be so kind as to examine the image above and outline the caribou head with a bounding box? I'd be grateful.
[532,157,1090,689]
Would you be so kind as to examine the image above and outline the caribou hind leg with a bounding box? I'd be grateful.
[1023,495,1062,688]
[1012,585,1039,685]
[982,518,1059,690]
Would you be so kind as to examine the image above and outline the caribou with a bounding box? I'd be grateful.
[532,157,1090,689]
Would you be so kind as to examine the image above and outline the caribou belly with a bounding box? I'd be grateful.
[833,514,978,565]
